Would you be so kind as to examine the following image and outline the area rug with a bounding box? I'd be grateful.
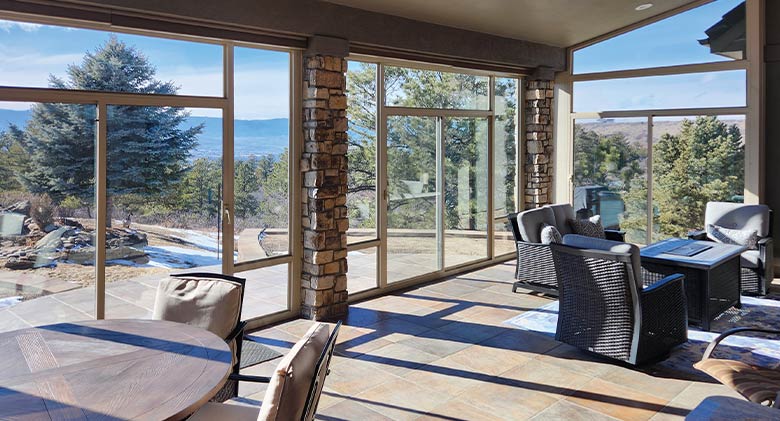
[504,296,780,380]
[240,339,283,369]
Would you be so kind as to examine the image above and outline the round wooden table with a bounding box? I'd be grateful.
[0,319,232,420]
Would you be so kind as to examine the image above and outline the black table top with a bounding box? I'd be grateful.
[640,238,746,270]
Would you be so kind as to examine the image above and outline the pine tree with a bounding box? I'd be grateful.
[10,36,202,225]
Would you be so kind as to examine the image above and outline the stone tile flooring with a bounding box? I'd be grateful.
[236,261,745,420]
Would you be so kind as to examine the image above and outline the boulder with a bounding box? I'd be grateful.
[35,226,73,250]
[0,212,26,236]
[4,257,34,270]
[2,201,30,216]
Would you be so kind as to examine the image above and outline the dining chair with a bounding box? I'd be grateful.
[189,321,342,421]
[152,272,247,401]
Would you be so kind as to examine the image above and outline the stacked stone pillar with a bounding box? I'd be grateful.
[300,54,349,321]
[524,79,554,209]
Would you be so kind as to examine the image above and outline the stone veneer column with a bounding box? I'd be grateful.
[524,79,554,209]
[300,54,349,321]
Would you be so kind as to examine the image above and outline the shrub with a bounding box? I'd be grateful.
[30,194,58,228]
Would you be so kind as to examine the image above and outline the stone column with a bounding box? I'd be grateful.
[300,51,349,321]
[524,79,554,209]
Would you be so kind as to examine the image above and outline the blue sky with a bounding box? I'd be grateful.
[0,21,290,119]
[0,0,744,117]
[574,0,745,112]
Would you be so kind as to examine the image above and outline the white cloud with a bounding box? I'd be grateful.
[0,20,43,33]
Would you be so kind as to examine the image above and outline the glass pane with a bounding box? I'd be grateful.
[0,19,223,97]
[0,101,98,329]
[240,264,289,319]
[574,0,745,74]
[494,77,519,217]
[387,116,439,283]
[385,66,489,110]
[348,247,377,293]
[573,118,649,244]
[346,61,378,244]
[445,118,489,267]
[652,115,745,241]
[494,219,516,256]
[104,106,223,320]
[573,70,745,112]
[234,47,291,263]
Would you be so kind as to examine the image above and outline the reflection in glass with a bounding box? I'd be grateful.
[573,118,648,244]
[346,61,378,244]
[239,264,290,319]
[348,247,377,293]
[105,106,223,309]
[494,78,518,217]
[0,102,98,328]
[386,116,439,283]
[234,47,291,263]
[445,118,489,267]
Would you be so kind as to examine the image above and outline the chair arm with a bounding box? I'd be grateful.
[604,230,626,242]
[225,320,247,343]
[688,229,707,240]
[701,327,780,360]
[228,374,272,383]
[642,272,684,294]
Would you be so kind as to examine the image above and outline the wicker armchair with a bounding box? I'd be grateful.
[550,235,688,365]
[509,203,625,296]
[190,321,342,421]
[152,272,247,402]
[688,202,774,295]
[695,327,780,407]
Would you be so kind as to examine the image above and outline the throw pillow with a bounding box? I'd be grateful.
[706,224,759,250]
[568,215,606,239]
[539,223,562,244]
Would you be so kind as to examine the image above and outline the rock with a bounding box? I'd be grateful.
[43,224,58,233]
[0,212,26,236]
[59,218,84,229]
[4,257,34,270]
[35,226,73,250]
[3,201,30,216]
[67,245,146,264]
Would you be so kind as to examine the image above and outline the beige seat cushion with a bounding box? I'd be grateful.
[259,323,330,421]
[695,358,780,405]
[189,400,260,421]
[152,276,242,339]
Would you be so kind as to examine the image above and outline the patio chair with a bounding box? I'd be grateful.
[152,272,247,402]
[688,202,774,295]
[550,235,688,365]
[509,203,625,296]
[189,321,342,421]
[695,327,780,407]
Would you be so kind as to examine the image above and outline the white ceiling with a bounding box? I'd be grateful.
[322,0,699,47]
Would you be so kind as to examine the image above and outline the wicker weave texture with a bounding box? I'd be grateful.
[515,242,558,290]
[553,250,635,362]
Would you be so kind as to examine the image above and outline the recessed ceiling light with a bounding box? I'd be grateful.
[635,3,654,11]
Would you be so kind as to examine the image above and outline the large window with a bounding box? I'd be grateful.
[346,59,520,292]
[570,0,747,245]
[0,17,296,330]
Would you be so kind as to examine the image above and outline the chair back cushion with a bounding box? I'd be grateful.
[705,202,771,238]
[706,224,759,249]
[547,203,576,235]
[516,206,556,243]
[562,234,642,289]
[258,323,330,421]
[152,276,242,339]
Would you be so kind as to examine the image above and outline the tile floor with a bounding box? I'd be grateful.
[235,261,745,420]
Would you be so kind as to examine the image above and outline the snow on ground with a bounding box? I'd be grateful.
[0,296,22,310]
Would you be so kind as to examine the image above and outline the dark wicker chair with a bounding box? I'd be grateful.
[153,272,247,402]
[509,203,625,296]
[695,327,780,407]
[550,235,688,365]
[688,202,774,296]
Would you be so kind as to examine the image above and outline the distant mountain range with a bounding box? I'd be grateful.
[0,108,289,159]
[579,118,746,145]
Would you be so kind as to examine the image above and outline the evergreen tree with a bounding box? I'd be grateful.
[9,37,201,224]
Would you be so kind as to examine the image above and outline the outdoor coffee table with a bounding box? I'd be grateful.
[0,319,231,420]
[640,238,745,331]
